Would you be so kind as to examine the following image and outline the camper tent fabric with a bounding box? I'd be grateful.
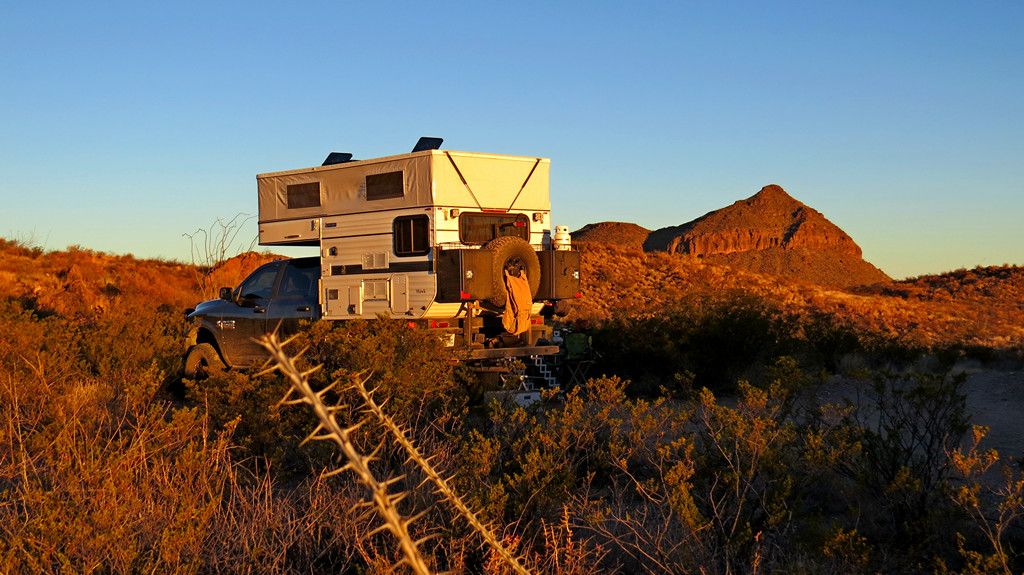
[256,151,551,226]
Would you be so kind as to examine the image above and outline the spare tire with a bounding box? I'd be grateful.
[485,236,541,307]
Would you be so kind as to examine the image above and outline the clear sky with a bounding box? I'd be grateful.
[1,1,1021,279]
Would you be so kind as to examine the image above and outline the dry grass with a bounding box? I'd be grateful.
[567,243,1024,350]
[2,236,1023,573]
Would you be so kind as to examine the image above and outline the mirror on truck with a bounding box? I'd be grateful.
[219,287,232,301]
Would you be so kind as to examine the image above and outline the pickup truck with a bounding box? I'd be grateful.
[183,257,321,376]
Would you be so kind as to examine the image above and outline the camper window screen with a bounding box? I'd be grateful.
[458,213,530,245]
[286,182,321,209]
[393,215,429,257]
[366,171,404,200]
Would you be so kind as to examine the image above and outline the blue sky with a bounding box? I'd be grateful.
[1,1,1021,279]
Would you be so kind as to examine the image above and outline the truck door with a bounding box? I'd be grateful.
[220,261,282,365]
[265,259,320,338]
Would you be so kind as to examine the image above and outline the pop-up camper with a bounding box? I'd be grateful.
[185,139,580,372]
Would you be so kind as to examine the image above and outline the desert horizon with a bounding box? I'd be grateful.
[3,2,1023,573]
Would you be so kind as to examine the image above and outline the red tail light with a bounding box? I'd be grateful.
[513,221,526,227]
[429,320,450,329]
[530,317,544,325]
[406,321,419,329]
[460,291,472,300]
[574,291,583,299]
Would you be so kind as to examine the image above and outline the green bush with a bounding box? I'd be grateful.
[591,293,791,393]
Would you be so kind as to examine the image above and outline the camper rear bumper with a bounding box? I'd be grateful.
[462,345,560,360]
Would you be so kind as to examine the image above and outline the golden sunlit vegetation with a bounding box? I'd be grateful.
[567,243,1024,352]
[1,237,1022,573]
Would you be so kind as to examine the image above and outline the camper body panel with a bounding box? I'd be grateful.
[257,150,557,323]
[430,152,550,213]
[318,206,434,320]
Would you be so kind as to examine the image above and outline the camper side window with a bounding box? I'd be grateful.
[366,171,404,200]
[286,182,321,209]
[393,215,429,257]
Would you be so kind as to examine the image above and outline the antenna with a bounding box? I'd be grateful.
[322,152,354,166]
[412,137,443,153]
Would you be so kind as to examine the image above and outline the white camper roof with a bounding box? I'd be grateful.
[257,150,551,224]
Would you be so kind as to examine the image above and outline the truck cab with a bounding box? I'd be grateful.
[185,258,319,371]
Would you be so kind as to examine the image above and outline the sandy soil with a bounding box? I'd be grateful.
[812,364,1024,462]
[960,366,1024,461]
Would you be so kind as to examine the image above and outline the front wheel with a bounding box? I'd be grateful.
[183,343,225,379]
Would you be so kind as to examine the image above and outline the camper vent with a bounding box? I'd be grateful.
[363,279,389,301]
[286,182,321,209]
[366,171,404,201]
[362,252,389,270]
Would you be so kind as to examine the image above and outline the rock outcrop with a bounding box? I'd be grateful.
[643,185,891,287]
[644,185,862,257]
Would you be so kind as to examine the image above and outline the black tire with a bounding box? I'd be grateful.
[183,343,225,379]
[485,236,541,307]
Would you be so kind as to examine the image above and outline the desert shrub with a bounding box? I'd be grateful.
[460,376,694,568]
[73,307,188,381]
[454,363,985,573]
[295,318,464,423]
[461,372,811,574]
[592,293,791,393]
[187,368,340,479]
[800,369,972,571]
[800,310,864,371]
[946,425,1024,574]
[0,236,45,258]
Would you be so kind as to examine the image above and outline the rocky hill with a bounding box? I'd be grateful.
[571,222,650,250]
[0,238,279,318]
[638,185,891,287]
[564,242,1024,350]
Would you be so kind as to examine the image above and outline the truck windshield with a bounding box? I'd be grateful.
[458,213,529,245]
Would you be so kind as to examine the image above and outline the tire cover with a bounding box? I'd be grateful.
[484,236,541,307]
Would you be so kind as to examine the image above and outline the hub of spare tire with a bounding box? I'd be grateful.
[504,256,526,277]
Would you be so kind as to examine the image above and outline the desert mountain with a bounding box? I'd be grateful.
[629,184,889,287]
[571,222,650,250]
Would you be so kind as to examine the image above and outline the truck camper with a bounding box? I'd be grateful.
[184,138,581,376]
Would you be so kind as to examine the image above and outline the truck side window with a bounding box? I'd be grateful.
[237,263,280,301]
[393,215,429,257]
[458,213,530,245]
[279,261,319,300]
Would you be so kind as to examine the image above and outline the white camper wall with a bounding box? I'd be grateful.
[255,149,554,321]
[430,152,551,213]
[319,207,435,320]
